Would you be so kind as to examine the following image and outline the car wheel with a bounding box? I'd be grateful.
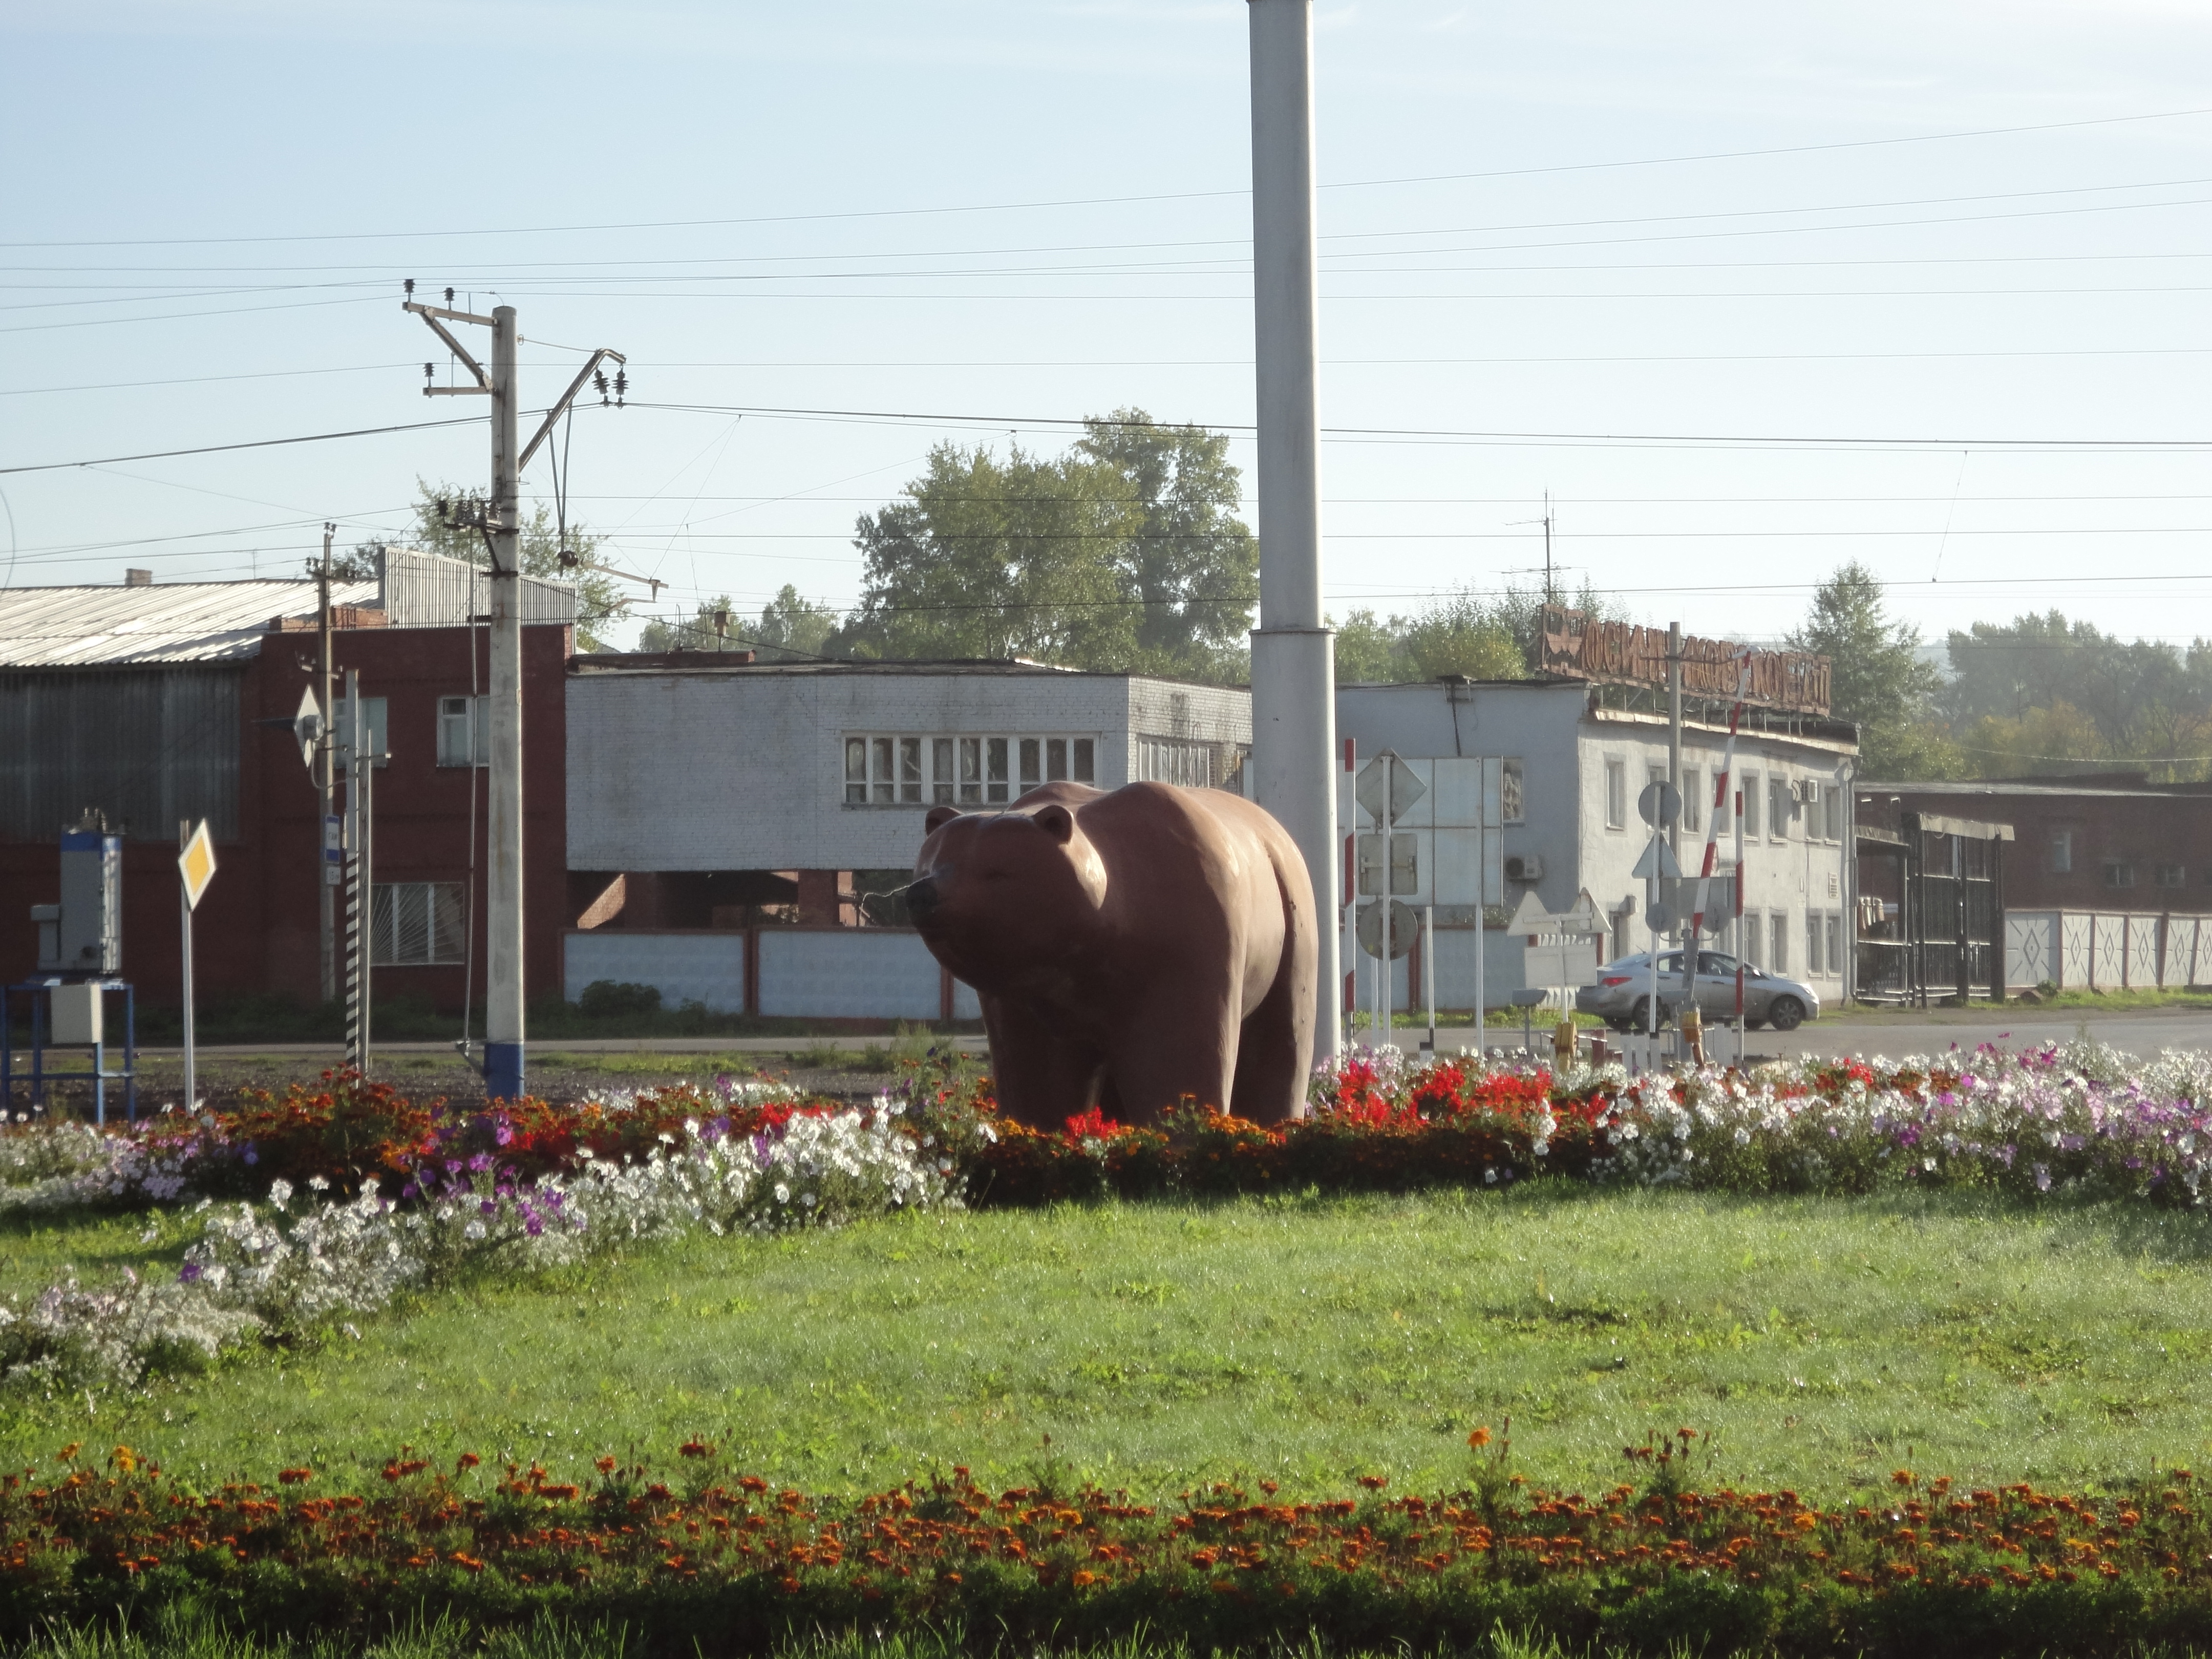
[1606,1016,1634,1034]
[1767,997,1805,1032]
[1629,998,1669,1031]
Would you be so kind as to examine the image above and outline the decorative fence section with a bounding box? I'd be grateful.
[2006,910,2211,992]
[563,928,982,1021]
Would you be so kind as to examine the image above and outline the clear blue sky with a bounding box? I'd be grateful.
[5,1,2211,649]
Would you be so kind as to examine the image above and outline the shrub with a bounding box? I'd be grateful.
[576,980,663,1020]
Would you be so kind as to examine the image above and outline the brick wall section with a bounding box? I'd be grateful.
[0,623,570,1012]
[1857,781,2212,914]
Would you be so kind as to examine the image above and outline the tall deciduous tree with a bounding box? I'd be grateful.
[1786,562,1961,778]
[1071,410,1259,680]
[830,414,1259,678]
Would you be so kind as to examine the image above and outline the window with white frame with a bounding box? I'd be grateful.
[1603,759,1626,829]
[1137,736,1215,788]
[1741,771,1761,838]
[1800,779,1822,840]
[1826,913,1844,977]
[1806,913,1823,976]
[1501,757,1525,823]
[2157,863,2186,888]
[2050,830,2074,873]
[436,695,488,768]
[1769,910,1789,974]
[370,882,467,966]
[1682,768,1701,833]
[2104,860,2136,889]
[1824,784,1844,843]
[843,733,1096,806]
[1769,775,1793,841]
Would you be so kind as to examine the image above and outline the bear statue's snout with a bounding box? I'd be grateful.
[905,876,942,923]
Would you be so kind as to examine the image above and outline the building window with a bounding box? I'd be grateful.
[1741,772,1761,838]
[1137,736,1215,788]
[370,882,466,966]
[844,733,1095,807]
[2050,830,2073,874]
[1824,784,1844,843]
[1604,759,1626,829]
[1807,913,1822,977]
[1682,769,1701,834]
[2103,861,2135,889]
[1769,775,1793,841]
[1501,757,1525,823]
[437,696,488,767]
[1826,913,1844,977]
[1612,909,1632,962]
[2156,863,2186,888]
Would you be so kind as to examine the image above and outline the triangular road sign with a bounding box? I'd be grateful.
[1630,835,1682,880]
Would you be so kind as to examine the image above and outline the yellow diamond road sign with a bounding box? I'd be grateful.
[178,820,217,912]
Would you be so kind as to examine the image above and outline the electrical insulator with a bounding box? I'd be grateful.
[403,278,415,299]
[435,497,450,523]
[423,363,434,380]
[593,370,608,405]
[613,370,627,406]
[444,287,455,304]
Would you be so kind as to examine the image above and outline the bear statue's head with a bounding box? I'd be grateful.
[907,796,1108,982]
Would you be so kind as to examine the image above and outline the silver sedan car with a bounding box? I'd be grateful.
[1575,950,1820,1032]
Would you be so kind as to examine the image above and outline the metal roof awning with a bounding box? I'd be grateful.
[0,579,378,667]
[1903,811,2015,842]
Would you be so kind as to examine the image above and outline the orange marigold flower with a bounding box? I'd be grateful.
[1357,1475,1389,1490]
[277,1467,313,1485]
[1469,1427,1493,1450]
[1892,1470,1916,1487]
[596,1456,618,1475]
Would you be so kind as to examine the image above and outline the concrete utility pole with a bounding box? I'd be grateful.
[405,288,624,1101]
[1247,0,1341,1071]
[317,523,335,1005]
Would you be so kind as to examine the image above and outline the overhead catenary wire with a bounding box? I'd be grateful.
[10,101,2212,251]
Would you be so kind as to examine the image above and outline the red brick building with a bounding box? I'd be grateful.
[0,559,573,1013]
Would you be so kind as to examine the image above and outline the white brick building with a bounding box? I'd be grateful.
[1335,679,1858,1011]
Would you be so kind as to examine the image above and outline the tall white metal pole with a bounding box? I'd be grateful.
[485,305,526,1101]
[1248,0,1339,1070]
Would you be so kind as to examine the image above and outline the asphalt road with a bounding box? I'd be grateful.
[138,1008,2212,1068]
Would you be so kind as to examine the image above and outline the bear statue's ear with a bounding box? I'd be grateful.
[1032,803,1077,845]
[924,805,963,835]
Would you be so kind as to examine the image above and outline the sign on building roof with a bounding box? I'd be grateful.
[1537,604,1832,715]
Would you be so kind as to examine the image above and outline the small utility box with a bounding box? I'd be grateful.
[57,830,123,974]
[50,982,103,1046]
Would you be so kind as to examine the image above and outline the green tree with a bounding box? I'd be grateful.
[1786,562,1961,779]
[828,415,1258,679]
[829,441,1145,667]
[639,584,838,661]
[1331,608,1408,683]
[357,482,628,651]
[1071,410,1259,680]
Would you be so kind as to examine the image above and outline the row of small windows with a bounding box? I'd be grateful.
[845,734,1098,806]
[1603,759,1845,841]
[2050,833,2200,887]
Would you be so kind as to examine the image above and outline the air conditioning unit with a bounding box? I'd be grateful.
[1793,780,1819,804]
[1504,854,1543,883]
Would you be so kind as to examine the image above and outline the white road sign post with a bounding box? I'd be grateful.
[176,819,216,1110]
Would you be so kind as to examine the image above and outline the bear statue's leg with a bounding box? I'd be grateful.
[1227,867,1317,1123]
[982,992,1108,1131]
[1228,948,1309,1124]
[1100,975,1241,1123]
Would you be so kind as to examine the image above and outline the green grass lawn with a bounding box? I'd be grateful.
[10,1187,2212,1509]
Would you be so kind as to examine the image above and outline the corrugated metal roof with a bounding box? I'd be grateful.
[0,578,379,667]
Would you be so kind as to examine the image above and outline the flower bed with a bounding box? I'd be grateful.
[5,1435,2211,1655]
[6,1038,2211,1390]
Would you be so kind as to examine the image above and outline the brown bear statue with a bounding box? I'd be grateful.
[907,781,1317,1129]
